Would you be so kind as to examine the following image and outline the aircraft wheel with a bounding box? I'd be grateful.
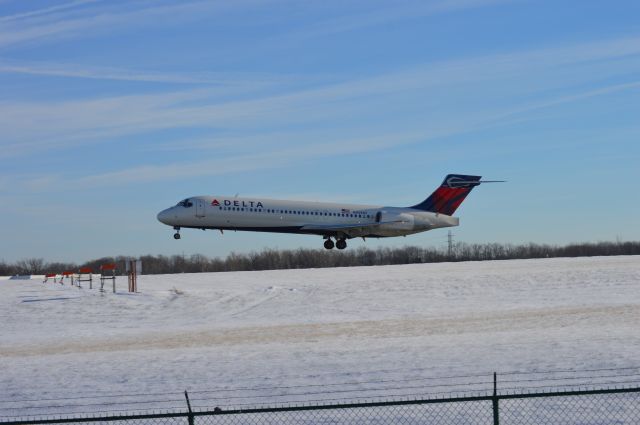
[324,239,335,250]
[173,232,181,240]
[336,239,347,250]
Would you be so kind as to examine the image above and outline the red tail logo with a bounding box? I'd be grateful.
[410,174,482,215]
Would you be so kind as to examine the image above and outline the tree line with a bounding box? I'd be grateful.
[2,240,639,276]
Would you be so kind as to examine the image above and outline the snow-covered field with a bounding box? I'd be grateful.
[1,256,639,418]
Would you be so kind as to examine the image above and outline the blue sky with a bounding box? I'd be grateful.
[1,0,639,263]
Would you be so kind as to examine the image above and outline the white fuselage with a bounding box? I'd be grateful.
[157,195,459,239]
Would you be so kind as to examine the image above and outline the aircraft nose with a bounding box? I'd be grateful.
[157,208,172,225]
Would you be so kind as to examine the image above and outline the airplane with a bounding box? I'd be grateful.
[157,174,501,250]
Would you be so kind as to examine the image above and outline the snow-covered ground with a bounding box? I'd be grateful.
[1,256,639,418]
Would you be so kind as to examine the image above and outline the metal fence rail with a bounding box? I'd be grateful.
[2,386,639,425]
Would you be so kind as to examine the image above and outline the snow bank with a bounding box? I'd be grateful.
[0,256,638,416]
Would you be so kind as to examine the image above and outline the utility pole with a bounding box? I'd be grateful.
[447,230,454,258]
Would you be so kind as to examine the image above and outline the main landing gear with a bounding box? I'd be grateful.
[323,237,347,250]
[173,226,181,240]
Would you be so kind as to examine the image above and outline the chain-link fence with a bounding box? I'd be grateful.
[2,387,639,425]
[499,390,640,425]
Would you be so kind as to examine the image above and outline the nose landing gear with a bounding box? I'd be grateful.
[173,227,181,240]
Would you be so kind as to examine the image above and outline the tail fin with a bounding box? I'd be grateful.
[410,174,482,215]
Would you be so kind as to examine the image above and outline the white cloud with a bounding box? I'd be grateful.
[0,1,241,49]
[0,57,320,88]
[275,0,511,40]
[15,70,640,192]
[0,0,508,50]
[16,131,439,193]
[2,34,640,160]
[0,0,101,23]
[58,132,429,188]
[481,81,640,126]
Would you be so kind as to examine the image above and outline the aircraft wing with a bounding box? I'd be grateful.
[300,220,403,237]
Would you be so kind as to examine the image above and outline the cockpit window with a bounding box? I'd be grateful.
[177,199,193,208]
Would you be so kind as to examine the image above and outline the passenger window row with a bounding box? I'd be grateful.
[218,206,371,219]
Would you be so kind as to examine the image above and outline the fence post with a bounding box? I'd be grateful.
[492,372,500,425]
[185,390,194,425]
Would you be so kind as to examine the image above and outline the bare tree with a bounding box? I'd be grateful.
[15,258,46,274]
[5,240,639,276]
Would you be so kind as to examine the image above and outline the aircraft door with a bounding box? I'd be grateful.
[196,199,206,217]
